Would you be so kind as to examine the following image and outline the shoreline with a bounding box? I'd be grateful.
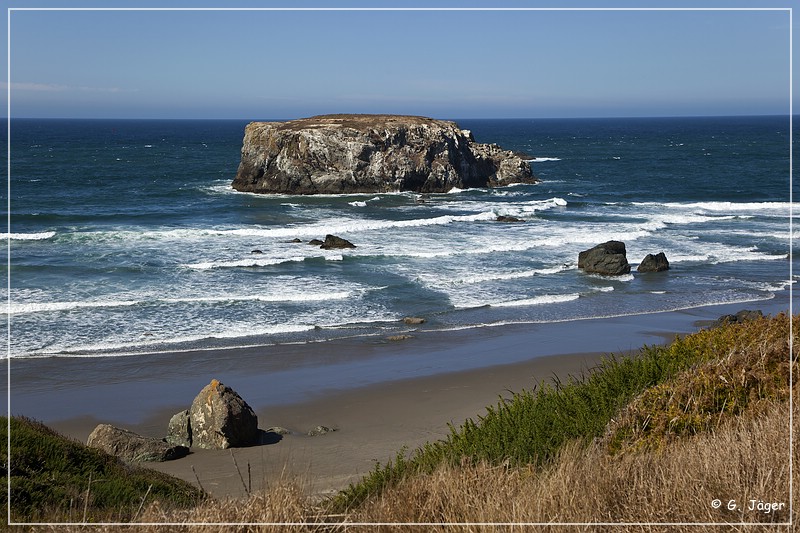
[5,294,791,498]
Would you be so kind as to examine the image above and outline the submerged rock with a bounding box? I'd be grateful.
[578,241,631,276]
[188,379,259,449]
[87,424,188,462]
[232,114,537,194]
[320,234,356,249]
[402,317,426,325]
[637,252,670,273]
[496,215,524,223]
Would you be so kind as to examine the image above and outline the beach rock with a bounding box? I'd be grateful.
[232,114,537,195]
[714,309,764,327]
[402,316,426,325]
[496,215,524,223]
[87,424,189,462]
[387,334,414,342]
[308,239,324,246]
[166,409,192,448]
[188,379,259,449]
[578,241,631,276]
[307,425,336,436]
[320,234,356,249]
[637,252,670,273]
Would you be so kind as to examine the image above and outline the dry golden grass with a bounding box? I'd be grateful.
[348,394,795,531]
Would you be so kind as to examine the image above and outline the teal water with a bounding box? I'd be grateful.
[5,116,795,358]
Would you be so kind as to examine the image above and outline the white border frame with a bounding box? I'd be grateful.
[5,5,794,528]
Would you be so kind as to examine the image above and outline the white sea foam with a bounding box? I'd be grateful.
[3,231,56,241]
[7,289,356,316]
[6,299,140,315]
[585,273,635,282]
[632,201,791,214]
[491,293,580,307]
[451,264,569,285]
[184,256,307,270]
[666,243,787,264]
[526,157,562,162]
[349,201,368,207]
[594,286,615,292]
[38,324,320,357]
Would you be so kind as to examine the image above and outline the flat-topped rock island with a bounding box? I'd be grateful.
[232,114,538,194]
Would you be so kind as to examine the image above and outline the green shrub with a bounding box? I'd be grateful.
[1,416,205,523]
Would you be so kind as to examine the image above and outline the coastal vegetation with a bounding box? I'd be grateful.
[0,416,204,524]
[3,313,796,530]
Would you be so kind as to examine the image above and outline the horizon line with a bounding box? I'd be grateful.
[1,113,793,122]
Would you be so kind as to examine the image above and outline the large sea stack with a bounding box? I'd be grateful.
[232,114,538,194]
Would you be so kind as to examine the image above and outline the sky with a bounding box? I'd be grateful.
[1,1,795,119]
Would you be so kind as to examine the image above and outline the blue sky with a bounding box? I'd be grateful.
[2,2,795,119]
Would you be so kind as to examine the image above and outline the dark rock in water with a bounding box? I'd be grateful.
[578,241,631,276]
[713,309,764,327]
[308,239,324,246]
[307,425,336,436]
[496,215,524,223]
[320,234,355,249]
[188,379,259,449]
[166,409,192,448]
[637,252,670,273]
[231,114,538,195]
[87,424,188,462]
[251,249,263,254]
[402,316,426,325]
[287,238,303,243]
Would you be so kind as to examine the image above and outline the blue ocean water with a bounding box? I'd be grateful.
[4,116,796,358]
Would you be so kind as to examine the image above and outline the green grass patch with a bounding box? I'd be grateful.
[332,313,796,511]
[604,313,795,453]
[1,416,205,523]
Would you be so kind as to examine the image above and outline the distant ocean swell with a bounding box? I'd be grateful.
[5,116,794,358]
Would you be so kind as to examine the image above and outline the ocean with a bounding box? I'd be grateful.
[5,116,796,359]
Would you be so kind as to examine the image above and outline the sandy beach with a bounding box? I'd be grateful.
[6,294,791,499]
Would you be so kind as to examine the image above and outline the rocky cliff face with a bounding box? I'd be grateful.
[232,114,537,194]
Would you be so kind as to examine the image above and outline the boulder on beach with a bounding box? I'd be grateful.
[578,241,631,276]
[307,425,336,437]
[166,409,192,448]
[713,309,764,328]
[320,234,356,249]
[87,424,189,462]
[637,252,670,273]
[188,379,259,449]
[231,114,537,195]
